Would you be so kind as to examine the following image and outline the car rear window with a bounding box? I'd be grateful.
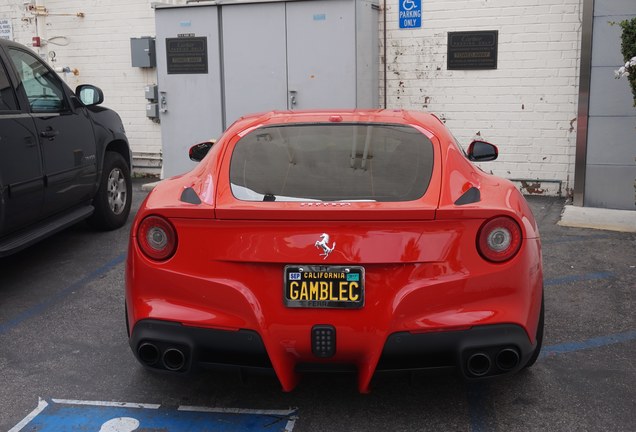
[229,123,434,202]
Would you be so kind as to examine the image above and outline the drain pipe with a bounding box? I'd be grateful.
[383,0,387,109]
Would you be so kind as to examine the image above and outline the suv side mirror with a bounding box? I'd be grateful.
[76,84,104,106]
[467,140,498,161]
[189,140,216,162]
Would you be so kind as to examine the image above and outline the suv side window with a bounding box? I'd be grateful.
[7,48,68,113]
[0,59,18,111]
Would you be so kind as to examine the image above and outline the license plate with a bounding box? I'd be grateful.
[284,265,365,308]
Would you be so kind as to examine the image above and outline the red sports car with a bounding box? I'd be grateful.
[126,110,543,393]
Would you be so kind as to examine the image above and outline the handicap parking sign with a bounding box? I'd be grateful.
[11,398,298,432]
[399,0,422,29]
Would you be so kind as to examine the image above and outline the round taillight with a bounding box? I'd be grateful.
[137,215,177,261]
[477,216,522,263]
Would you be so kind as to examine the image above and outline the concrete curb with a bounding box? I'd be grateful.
[558,205,636,233]
[141,181,161,192]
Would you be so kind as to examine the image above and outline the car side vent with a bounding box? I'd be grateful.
[455,187,481,206]
[180,187,202,205]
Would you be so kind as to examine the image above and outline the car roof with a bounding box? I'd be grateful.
[227,109,450,139]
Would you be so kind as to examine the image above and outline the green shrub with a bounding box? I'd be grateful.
[618,18,636,106]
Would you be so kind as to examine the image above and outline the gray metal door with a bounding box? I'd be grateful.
[222,3,288,127]
[155,1,376,178]
[585,0,636,209]
[156,6,223,178]
[286,0,356,110]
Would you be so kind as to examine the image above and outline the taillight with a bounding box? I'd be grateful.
[137,215,177,261]
[477,216,522,263]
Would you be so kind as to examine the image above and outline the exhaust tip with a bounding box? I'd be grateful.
[496,348,520,371]
[138,342,160,366]
[162,348,186,371]
[467,352,491,377]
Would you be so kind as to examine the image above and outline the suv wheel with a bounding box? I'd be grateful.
[89,151,132,230]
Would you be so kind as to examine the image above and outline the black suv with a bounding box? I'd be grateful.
[0,39,132,257]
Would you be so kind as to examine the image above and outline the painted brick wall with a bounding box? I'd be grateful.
[2,0,583,191]
[0,0,176,176]
[382,0,582,195]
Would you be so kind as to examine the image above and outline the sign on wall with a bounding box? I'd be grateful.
[399,0,421,29]
[0,19,13,41]
[166,36,208,74]
[447,31,498,70]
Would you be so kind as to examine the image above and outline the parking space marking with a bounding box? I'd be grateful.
[467,382,492,432]
[8,399,48,432]
[542,234,615,244]
[11,398,298,432]
[0,253,126,336]
[468,330,636,432]
[51,399,161,409]
[541,329,636,358]
[544,271,614,286]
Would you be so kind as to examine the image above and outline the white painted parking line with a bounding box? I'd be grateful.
[51,398,161,409]
[11,398,298,431]
[8,398,48,432]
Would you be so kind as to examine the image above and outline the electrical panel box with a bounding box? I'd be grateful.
[131,37,156,68]
[145,84,158,101]
[146,102,159,119]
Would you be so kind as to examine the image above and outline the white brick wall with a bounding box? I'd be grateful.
[382,0,582,194]
[1,0,583,191]
[0,0,176,176]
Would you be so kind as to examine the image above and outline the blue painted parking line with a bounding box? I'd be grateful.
[467,329,636,432]
[541,329,636,358]
[543,271,614,286]
[466,382,492,432]
[541,234,614,244]
[0,253,126,336]
[10,398,297,432]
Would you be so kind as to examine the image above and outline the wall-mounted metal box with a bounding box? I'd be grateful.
[146,102,159,119]
[144,84,159,101]
[131,37,156,68]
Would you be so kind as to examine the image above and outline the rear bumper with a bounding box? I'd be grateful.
[126,225,542,392]
[129,319,536,391]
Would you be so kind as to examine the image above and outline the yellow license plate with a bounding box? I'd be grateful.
[284,265,365,308]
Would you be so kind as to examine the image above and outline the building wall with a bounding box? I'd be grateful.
[1,0,584,193]
[584,0,636,210]
[0,0,173,176]
[381,0,583,195]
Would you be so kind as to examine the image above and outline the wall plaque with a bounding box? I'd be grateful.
[447,31,498,70]
[166,37,208,74]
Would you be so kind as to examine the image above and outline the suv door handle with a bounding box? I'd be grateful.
[40,127,59,139]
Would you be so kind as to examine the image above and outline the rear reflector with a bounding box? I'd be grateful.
[477,216,522,263]
[137,215,178,261]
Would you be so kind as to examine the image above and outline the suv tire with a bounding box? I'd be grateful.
[89,151,132,230]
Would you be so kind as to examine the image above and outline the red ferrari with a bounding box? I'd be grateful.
[126,110,543,393]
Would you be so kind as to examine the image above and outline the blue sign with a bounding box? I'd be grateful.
[11,399,298,432]
[399,0,422,29]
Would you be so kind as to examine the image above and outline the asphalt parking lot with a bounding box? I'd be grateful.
[1,179,634,431]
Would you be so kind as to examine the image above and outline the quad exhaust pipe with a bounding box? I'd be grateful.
[466,347,520,377]
[496,348,520,371]
[137,342,187,372]
[467,352,491,376]
[162,348,186,371]
[138,342,160,366]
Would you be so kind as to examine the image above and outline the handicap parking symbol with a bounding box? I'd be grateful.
[399,0,422,29]
[11,398,298,432]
